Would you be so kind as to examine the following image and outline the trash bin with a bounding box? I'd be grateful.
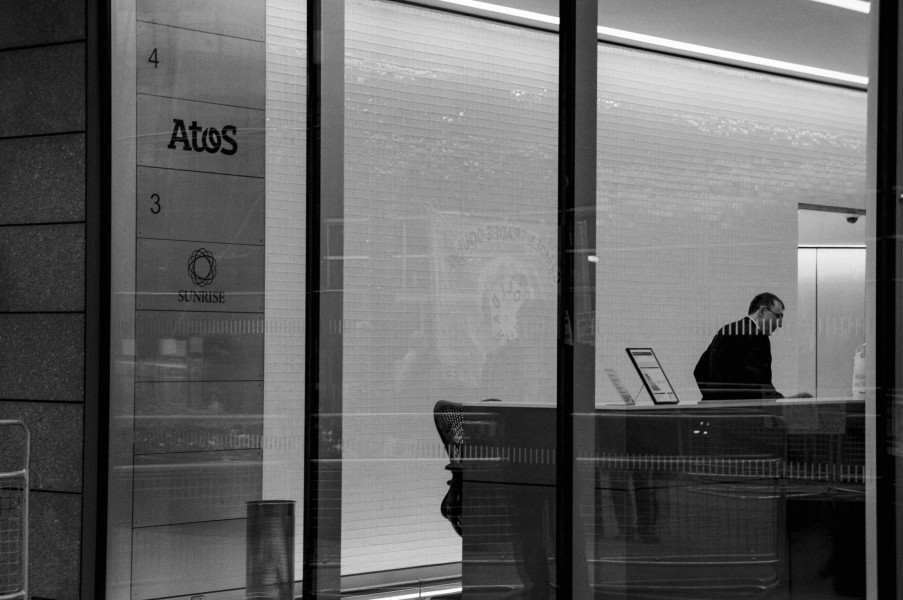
[246,500,295,600]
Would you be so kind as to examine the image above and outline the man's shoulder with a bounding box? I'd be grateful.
[717,317,757,336]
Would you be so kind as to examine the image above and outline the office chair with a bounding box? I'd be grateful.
[433,400,464,536]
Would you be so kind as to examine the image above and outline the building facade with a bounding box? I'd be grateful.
[0,1,105,598]
[1,1,902,599]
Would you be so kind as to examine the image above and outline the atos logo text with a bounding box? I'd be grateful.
[167,118,238,155]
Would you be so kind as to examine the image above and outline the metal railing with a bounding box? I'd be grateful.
[0,420,29,600]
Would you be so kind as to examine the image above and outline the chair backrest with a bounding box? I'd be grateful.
[433,400,464,462]
[433,399,502,537]
[433,400,464,536]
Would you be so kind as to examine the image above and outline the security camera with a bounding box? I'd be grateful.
[846,216,859,224]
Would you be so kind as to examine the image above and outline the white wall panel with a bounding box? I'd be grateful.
[136,168,265,245]
[798,248,818,394]
[137,95,265,177]
[136,21,265,109]
[816,248,866,397]
[131,520,245,598]
[133,450,263,527]
[138,0,265,41]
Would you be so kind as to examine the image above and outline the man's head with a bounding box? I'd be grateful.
[748,292,784,335]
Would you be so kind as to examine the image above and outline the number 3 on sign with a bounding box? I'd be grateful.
[148,47,159,68]
[150,194,161,214]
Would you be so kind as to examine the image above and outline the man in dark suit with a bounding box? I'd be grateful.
[694,292,807,401]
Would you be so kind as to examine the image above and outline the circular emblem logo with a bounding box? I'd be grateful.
[187,248,217,287]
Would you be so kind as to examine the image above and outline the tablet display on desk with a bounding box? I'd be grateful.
[625,347,679,404]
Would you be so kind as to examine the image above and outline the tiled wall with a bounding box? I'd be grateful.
[0,2,91,598]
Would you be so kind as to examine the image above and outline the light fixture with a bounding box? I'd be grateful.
[809,0,870,14]
[431,0,557,24]
[424,587,464,598]
[596,26,868,87]
[432,0,869,87]
[363,586,464,600]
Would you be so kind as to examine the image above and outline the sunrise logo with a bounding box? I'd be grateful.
[187,248,217,287]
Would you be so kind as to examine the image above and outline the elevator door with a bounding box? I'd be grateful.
[798,247,866,398]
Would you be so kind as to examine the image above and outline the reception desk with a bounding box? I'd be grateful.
[457,399,865,599]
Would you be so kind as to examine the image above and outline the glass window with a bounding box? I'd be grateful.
[591,5,870,600]
[107,1,877,599]
[339,0,559,591]
[110,0,562,597]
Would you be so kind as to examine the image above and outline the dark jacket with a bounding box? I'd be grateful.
[694,317,783,401]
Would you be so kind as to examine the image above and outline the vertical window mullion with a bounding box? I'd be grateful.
[557,3,597,599]
[303,1,345,598]
[874,0,900,597]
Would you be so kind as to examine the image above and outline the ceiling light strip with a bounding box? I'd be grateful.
[431,0,557,24]
[346,586,464,600]
[809,0,870,14]
[423,586,464,597]
[432,0,868,87]
[597,26,869,87]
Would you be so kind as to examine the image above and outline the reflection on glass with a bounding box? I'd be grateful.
[591,22,867,600]
[107,0,873,598]
[342,0,558,593]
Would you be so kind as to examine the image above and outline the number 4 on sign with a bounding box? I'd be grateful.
[148,48,159,68]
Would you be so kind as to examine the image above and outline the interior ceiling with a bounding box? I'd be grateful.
[597,0,869,78]
[417,0,870,79]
